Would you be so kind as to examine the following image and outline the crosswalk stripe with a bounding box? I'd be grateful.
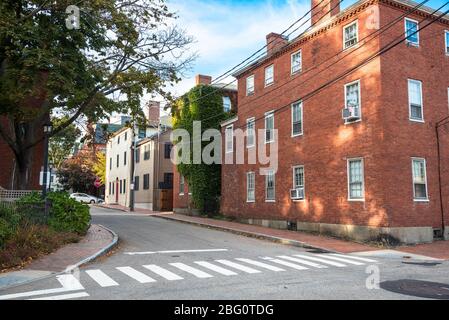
[277,256,328,269]
[292,254,347,267]
[29,292,89,300]
[235,258,286,272]
[262,258,309,270]
[328,253,378,263]
[143,265,184,281]
[116,267,156,283]
[215,260,261,274]
[194,261,238,276]
[319,255,365,266]
[85,270,119,287]
[170,263,213,278]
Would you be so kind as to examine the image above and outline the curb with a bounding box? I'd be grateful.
[94,204,128,212]
[153,214,342,254]
[0,224,119,292]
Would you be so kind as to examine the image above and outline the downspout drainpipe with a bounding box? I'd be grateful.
[436,124,445,237]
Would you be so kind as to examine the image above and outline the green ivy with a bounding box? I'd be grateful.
[172,85,235,216]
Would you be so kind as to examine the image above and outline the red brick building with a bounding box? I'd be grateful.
[220,0,449,243]
[173,74,238,214]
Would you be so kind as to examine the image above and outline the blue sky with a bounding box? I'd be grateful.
[166,0,447,96]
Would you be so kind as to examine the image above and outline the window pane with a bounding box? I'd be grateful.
[446,31,449,53]
[265,114,274,142]
[408,81,422,105]
[247,120,255,146]
[265,66,274,85]
[349,160,364,199]
[266,172,275,200]
[406,20,418,43]
[294,167,304,188]
[223,96,231,112]
[226,127,233,152]
[346,83,360,109]
[414,184,427,199]
[344,23,357,48]
[292,52,301,73]
[292,103,302,135]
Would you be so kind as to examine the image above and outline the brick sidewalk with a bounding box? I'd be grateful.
[153,213,449,260]
[26,224,116,272]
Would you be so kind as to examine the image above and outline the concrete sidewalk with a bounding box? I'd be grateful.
[96,203,172,216]
[152,213,449,260]
[0,224,118,291]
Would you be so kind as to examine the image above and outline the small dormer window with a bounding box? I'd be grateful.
[223,96,231,112]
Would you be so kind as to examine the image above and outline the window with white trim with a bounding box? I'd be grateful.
[343,21,358,49]
[265,112,274,143]
[348,158,364,200]
[246,118,255,148]
[405,18,419,46]
[412,158,428,201]
[223,96,231,112]
[265,65,274,86]
[247,172,255,202]
[408,79,423,121]
[293,166,304,190]
[344,81,361,122]
[291,101,303,136]
[225,125,233,153]
[445,30,449,55]
[265,171,275,201]
[291,50,302,74]
[179,176,185,195]
[246,75,255,95]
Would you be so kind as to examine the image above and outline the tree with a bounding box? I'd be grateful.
[58,151,98,195]
[0,0,195,189]
[172,85,232,216]
[92,152,106,186]
[49,117,81,170]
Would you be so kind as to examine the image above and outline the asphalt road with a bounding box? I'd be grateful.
[1,206,449,300]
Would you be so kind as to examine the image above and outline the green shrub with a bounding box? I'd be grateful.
[0,218,12,248]
[47,192,91,235]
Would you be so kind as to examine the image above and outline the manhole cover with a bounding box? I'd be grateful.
[380,280,449,300]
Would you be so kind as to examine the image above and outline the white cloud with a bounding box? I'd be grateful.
[167,0,311,96]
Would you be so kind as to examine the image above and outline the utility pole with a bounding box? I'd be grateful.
[129,123,136,212]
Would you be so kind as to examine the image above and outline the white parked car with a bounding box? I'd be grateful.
[70,193,103,204]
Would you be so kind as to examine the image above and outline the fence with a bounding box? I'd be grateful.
[0,200,50,225]
[0,190,42,202]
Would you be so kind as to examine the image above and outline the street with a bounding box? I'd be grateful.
[1,206,448,300]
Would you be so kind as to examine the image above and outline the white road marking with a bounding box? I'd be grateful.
[0,274,84,300]
[85,270,119,287]
[29,292,89,300]
[215,260,261,274]
[319,255,365,266]
[143,265,184,281]
[116,267,156,283]
[261,258,309,270]
[170,263,213,278]
[292,254,347,267]
[277,256,328,269]
[125,249,229,255]
[328,253,378,263]
[235,258,286,272]
[194,261,238,276]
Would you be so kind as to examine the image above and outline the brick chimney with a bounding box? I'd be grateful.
[311,0,340,25]
[266,33,289,56]
[147,101,160,125]
[195,74,212,85]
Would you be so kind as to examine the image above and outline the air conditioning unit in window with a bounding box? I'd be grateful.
[290,188,305,200]
[342,106,360,121]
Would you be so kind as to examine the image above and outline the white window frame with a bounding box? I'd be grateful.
[225,124,234,154]
[246,75,255,96]
[408,79,424,123]
[347,158,365,202]
[405,18,419,46]
[344,80,362,124]
[265,65,274,87]
[179,175,185,196]
[343,20,358,50]
[265,111,275,144]
[265,170,275,202]
[247,172,256,203]
[223,96,232,112]
[291,101,303,137]
[445,30,449,55]
[246,117,255,148]
[412,158,429,202]
[292,165,305,202]
[291,50,302,75]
